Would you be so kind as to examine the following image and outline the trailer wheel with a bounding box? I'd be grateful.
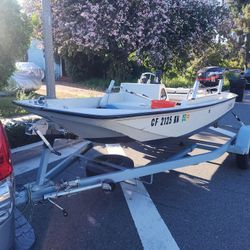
[86,154,134,176]
[236,151,250,169]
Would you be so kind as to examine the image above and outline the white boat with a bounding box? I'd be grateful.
[14,74,237,143]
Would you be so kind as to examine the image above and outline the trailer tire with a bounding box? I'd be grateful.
[86,154,134,176]
[236,152,250,169]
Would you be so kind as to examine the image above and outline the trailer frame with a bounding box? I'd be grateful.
[15,124,250,213]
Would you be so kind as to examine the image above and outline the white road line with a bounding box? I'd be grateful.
[209,127,236,137]
[106,144,179,250]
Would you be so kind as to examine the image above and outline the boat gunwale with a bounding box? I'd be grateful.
[13,95,236,120]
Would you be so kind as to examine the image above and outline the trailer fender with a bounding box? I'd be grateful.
[228,125,250,155]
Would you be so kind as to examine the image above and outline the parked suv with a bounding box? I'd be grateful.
[0,121,15,250]
[197,66,225,87]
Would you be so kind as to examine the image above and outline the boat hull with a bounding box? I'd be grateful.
[16,94,236,142]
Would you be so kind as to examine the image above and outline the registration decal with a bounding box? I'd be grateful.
[181,112,190,122]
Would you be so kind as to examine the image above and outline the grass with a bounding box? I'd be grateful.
[163,75,230,90]
[0,90,38,119]
[163,76,193,88]
[76,78,110,91]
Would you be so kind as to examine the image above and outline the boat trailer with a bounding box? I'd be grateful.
[15,120,250,216]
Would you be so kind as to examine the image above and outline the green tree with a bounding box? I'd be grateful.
[51,0,230,79]
[20,0,42,39]
[21,0,232,81]
[0,0,32,88]
[227,0,250,69]
[185,1,250,77]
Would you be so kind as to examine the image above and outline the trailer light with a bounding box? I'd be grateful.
[0,122,13,181]
[0,182,10,202]
[0,176,14,224]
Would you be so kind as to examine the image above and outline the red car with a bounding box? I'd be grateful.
[0,121,15,250]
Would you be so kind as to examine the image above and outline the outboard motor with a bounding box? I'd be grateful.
[197,66,224,87]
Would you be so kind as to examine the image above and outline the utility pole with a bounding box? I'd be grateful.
[42,0,56,98]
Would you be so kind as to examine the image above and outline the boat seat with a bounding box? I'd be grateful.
[121,82,167,100]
